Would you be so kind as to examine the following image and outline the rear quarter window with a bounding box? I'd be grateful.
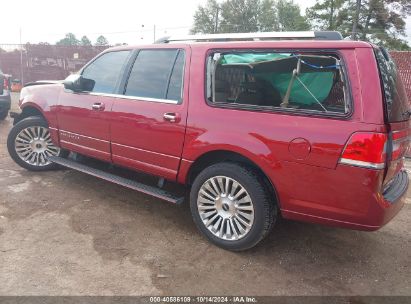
[206,51,350,116]
[375,48,409,122]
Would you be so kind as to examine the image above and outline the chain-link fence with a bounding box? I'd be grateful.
[0,44,109,84]
[390,51,411,103]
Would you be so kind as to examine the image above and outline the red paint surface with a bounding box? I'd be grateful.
[18,40,409,231]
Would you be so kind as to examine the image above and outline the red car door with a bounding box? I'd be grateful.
[110,47,190,180]
[56,50,131,161]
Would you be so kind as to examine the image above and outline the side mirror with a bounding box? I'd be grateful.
[63,74,95,92]
[63,74,83,92]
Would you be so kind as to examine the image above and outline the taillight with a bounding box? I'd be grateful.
[391,129,411,161]
[339,132,387,169]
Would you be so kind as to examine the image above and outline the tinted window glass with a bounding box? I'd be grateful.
[82,51,130,94]
[125,49,184,100]
[375,48,409,122]
[166,51,185,101]
[207,52,348,114]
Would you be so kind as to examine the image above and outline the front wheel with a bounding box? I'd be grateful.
[190,162,277,251]
[7,116,66,171]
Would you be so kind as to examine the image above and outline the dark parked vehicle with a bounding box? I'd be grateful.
[0,71,11,120]
[6,31,410,250]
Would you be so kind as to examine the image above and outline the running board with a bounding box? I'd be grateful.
[49,156,184,204]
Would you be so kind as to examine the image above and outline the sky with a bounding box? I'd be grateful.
[0,0,410,46]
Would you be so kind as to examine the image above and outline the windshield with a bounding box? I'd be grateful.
[375,47,409,122]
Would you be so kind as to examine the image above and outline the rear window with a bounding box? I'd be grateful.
[206,51,349,115]
[375,48,409,122]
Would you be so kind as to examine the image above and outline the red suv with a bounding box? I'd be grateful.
[7,32,410,251]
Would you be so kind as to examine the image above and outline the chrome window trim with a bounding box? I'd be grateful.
[89,92,179,104]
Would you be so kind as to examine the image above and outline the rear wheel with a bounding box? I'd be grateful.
[190,162,276,251]
[7,116,66,171]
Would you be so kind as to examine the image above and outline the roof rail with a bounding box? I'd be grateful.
[155,31,343,44]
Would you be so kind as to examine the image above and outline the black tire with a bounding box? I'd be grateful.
[190,162,277,251]
[7,116,67,171]
[0,110,8,120]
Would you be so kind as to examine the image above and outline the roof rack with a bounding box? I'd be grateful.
[155,31,343,44]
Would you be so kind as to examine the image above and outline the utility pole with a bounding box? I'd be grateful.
[351,0,361,40]
[19,27,24,84]
[214,6,220,34]
[329,0,334,30]
[142,24,157,43]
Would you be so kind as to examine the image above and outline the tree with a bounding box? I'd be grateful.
[258,0,279,31]
[306,0,344,30]
[191,0,309,34]
[307,0,410,50]
[219,0,260,33]
[95,35,109,46]
[80,36,92,46]
[56,33,80,46]
[191,0,222,34]
[276,0,310,31]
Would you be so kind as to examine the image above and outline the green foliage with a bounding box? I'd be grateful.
[219,0,260,33]
[56,33,80,46]
[191,0,309,34]
[95,35,109,46]
[191,0,221,34]
[276,0,310,31]
[80,36,92,46]
[307,0,410,50]
[306,0,344,30]
[258,0,279,31]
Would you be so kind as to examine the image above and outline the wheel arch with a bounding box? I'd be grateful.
[185,150,280,208]
[14,105,47,125]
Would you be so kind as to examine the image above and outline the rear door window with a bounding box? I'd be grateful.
[375,47,409,122]
[124,49,185,102]
[207,51,349,115]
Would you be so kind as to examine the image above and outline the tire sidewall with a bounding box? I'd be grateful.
[7,116,61,171]
[190,163,274,251]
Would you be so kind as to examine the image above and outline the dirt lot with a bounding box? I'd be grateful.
[0,93,410,296]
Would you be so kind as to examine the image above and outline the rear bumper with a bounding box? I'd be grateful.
[279,163,408,231]
[377,169,408,228]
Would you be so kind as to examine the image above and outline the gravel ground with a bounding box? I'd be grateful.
[0,93,410,296]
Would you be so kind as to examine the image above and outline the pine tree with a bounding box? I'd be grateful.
[56,33,80,46]
[80,36,92,46]
[95,35,109,46]
[191,0,222,34]
[191,0,309,34]
[276,0,310,31]
[306,0,344,30]
[307,0,410,50]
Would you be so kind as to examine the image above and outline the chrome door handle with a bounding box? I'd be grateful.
[163,113,178,123]
[92,102,105,111]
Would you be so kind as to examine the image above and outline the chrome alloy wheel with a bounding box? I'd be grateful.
[14,126,60,166]
[197,176,255,241]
